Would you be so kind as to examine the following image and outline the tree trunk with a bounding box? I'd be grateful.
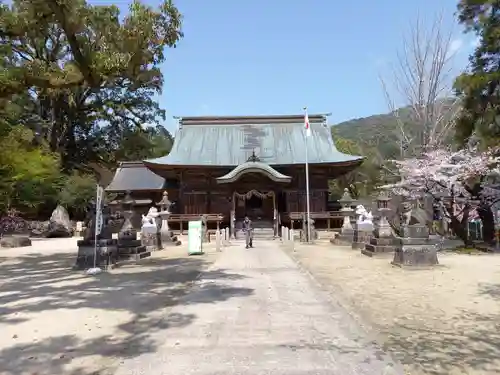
[449,217,472,247]
[478,204,495,244]
[446,205,472,247]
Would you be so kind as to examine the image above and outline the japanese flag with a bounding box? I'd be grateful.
[304,111,311,137]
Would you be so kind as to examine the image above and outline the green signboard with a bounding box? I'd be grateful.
[188,220,203,255]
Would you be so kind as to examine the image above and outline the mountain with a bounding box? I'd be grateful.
[331,111,407,159]
[332,100,458,160]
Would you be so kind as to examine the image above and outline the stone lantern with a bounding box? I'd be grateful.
[336,188,356,243]
[114,191,150,262]
[339,188,355,228]
[157,191,181,247]
[374,190,392,238]
[362,190,395,257]
[119,191,136,241]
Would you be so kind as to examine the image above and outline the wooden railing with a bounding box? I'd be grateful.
[283,211,343,230]
[167,214,224,234]
[166,211,344,233]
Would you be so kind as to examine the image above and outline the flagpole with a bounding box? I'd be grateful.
[303,107,311,243]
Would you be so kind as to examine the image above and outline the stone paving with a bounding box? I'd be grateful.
[113,240,403,375]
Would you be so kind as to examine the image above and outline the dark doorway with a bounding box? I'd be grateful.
[245,195,264,220]
[277,191,287,212]
[246,195,263,210]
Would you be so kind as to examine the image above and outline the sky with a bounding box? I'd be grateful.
[96,0,479,131]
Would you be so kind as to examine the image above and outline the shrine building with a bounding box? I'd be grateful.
[106,114,363,231]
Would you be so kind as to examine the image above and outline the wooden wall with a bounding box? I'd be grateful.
[175,166,331,216]
[125,165,336,217]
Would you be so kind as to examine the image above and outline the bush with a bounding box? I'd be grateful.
[58,173,97,219]
[0,126,62,216]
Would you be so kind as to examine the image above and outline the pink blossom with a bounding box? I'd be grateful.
[382,147,500,201]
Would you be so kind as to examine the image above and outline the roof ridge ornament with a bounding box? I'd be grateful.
[247,149,261,162]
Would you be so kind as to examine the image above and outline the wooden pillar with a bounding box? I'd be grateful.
[179,170,185,214]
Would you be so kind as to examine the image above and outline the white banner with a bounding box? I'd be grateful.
[95,185,104,236]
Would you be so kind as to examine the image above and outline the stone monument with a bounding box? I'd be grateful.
[46,205,73,238]
[352,205,374,250]
[116,192,151,261]
[75,200,118,269]
[392,199,439,268]
[200,214,209,242]
[362,190,395,257]
[157,191,181,247]
[332,188,356,245]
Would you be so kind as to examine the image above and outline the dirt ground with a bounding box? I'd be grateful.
[0,237,224,375]
[285,241,500,375]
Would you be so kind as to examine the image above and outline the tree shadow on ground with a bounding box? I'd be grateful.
[382,282,500,374]
[0,251,253,374]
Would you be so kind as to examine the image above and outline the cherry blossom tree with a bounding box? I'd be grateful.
[383,147,500,245]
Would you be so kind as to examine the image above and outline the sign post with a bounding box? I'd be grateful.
[188,220,204,255]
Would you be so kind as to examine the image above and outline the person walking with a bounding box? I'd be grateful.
[242,216,253,249]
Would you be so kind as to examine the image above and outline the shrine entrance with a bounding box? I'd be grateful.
[233,190,275,222]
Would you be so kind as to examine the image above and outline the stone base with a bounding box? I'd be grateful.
[117,244,151,262]
[331,229,353,245]
[160,232,182,247]
[0,235,32,248]
[352,230,372,250]
[141,232,159,251]
[362,237,395,257]
[74,239,118,270]
[392,238,439,268]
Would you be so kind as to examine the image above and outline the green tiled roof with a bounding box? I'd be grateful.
[145,115,363,167]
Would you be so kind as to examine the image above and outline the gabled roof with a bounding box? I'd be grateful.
[144,114,363,168]
[216,161,292,184]
[106,161,166,192]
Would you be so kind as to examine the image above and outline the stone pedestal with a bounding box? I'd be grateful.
[75,238,118,270]
[392,225,439,268]
[352,228,373,250]
[117,226,151,261]
[75,201,118,270]
[141,228,158,251]
[362,237,395,257]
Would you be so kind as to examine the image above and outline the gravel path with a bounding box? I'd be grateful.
[286,242,500,375]
[114,240,402,375]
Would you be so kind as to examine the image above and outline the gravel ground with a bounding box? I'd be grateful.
[113,239,402,375]
[285,242,500,375]
[0,237,220,375]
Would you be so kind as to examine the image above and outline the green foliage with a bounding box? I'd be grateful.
[332,102,458,159]
[0,0,182,170]
[454,0,500,147]
[0,126,62,214]
[94,125,174,165]
[333,112,406,160]
[0,0,180,218]
[58,173,97,218]
[329,133,384,199]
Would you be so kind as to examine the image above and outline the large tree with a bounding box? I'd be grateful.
[454,0,500,147]
[0,0,182,170]
[383,146,499,245]
[380,14,461,157]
